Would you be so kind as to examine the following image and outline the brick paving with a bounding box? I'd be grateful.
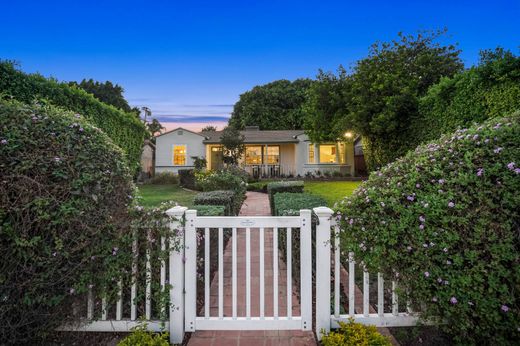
[188,192,316,345]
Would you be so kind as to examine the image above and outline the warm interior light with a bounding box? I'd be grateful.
[344,132,353,138]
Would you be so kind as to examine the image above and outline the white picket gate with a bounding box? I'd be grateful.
[60,205,420,343]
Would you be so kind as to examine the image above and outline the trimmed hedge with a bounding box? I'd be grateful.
[178,169,197,190]
[273,192,327,216]
[0,61,148,172]
[267,181,304,215]
[192,205,226,216]
[335,112,520,344]
[193,190,237,216]
[0,100,135,343]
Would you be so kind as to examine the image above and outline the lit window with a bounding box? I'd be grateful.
[319,145,336,163]
[264,146,280,164]
[173,145,186,165]
[308,144,315,163]
[245,146,262,164]
[338,143,346,164]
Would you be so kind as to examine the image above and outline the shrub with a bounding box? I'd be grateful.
[0,61,148,172]
[192,205,226,216]
[0,100,135,343]
[335,112,520,344]
[178,169,197,190]
[267,181,304,215]
[247,181,269,193]
[321,318,391,346]
[195,166,248,197]
[274,192,327,216]
[193,190,237,216]
[117,323,169,346]
[147,172,179,185]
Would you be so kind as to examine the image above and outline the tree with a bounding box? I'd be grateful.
[229,79,313,130]
[201,125,217,132]
[220,126,245,165]
[69,79,139,115]
[146,118,165,137]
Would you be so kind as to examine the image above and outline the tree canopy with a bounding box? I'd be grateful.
[228,79,313,130]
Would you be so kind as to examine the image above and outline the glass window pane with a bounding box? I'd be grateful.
[308,144,315,163]
[338,143,346,164]
[263,146,280,164]
[245,146,262,164]
[173,145,186,165]
[319,145,337,163]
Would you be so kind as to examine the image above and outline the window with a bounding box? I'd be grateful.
[319,144,337,163]
[338,143,346,164]
[264,146,280,164]
[308,144,315,163]
[245,146,263,164]
[173,145,186,165]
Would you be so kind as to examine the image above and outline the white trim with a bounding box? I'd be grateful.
[57,320,168,332]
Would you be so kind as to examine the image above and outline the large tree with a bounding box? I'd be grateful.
[229,79,313,130]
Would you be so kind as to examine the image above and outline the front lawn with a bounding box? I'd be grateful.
[304,181,361,207]
[137,184,197,208]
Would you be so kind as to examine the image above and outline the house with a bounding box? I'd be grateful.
[155,126,357,177]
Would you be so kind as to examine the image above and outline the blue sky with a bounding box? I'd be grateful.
[1,0,519,130]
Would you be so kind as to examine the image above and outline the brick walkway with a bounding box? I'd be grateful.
[188,192,316,346]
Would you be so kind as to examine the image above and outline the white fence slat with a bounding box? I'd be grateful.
[232,227,237,319]
[116,280,122,320]
[300,210,312,331]
[273,227,279,318]
[334,225,340,318]
[363,270,369,317]
[87,287,93,320]
[378,273,384,316]
[286,227,292,318]
[392,281,398,316]
[131,230,137,321]
[218,227,224,319]
[145,230,151,320]
[204,227,210,318]
[184,209,197,332]
[101,297,107,320]
[259,227,265,318]
[348,252,355,316]
[160,236,166,316]
[246,227,251,318]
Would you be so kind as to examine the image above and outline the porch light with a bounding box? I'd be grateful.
[344,132,353,138]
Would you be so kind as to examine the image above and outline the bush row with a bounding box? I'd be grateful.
[193,190,238,216]
[266,181,304,215]
[178,169,198,190]
[273,192,327,216]
[0,61,148,172]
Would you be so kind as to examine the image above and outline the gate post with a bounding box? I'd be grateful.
[299,209,312,331]
[313,206,334,340]
[183,209,198,333]
[166,206,187,344]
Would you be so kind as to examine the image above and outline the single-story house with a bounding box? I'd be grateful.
[155,126,358,177]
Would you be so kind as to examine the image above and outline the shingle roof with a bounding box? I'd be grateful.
[202,129,305,144]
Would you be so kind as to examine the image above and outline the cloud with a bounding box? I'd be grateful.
[153,114,231,123]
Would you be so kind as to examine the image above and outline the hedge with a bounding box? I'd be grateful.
[273,192,327,216]
[192,205,226,216]
[193,190,238,216]
[0,100,136,343]
[266,181,304,215]
[335,112,520,344]
[0,61,148,172]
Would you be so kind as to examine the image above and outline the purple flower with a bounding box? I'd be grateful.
[407,195,415,202]
[472,134,479,140]
[468,301,474,306]
[416,183,421,188]
[447,260,452,265]
[438,179,445,184]
[515,168,520,174]
[380,202,385,207]
[54,157,61,162]
[437,278,443,283]
[448,201,455,208]
[69,288,75,295]
[424,272,430,277]
[432,297,438,302]
[112,247,119,256]
[507,162,516,170]
[349,218,354,225]
[501,305,509,312]
[477,168,484,176]
[419,224,425,230]
[0,139,7,145]
[443,247,448,253]
[450,297,458,304]
[419,215,426,223]
[494,147,503,154]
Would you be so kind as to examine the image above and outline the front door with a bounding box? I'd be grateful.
[210,146,223,170]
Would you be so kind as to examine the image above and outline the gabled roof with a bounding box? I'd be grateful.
[202,129,305,144]
[155,127,207,138]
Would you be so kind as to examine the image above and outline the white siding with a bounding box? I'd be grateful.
[155,129,206,174]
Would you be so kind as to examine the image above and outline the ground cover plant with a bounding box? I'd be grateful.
[335,112,520,344]
[0,100,136,343]
[137,184,197,208]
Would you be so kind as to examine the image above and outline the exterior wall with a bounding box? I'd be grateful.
[155,129,206,174]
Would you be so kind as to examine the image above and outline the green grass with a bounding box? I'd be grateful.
[137,184,197,208]
[304,181,362,207]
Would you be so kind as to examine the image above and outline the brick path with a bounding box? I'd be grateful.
[188,192,316,346]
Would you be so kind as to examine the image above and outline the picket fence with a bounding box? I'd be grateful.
[60,206,419,343]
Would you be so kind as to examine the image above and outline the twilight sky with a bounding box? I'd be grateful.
[1,0,519,131]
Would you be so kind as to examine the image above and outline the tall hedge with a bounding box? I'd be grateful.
[0,100,136,343]
[0,61,148,171]
[335,112,520,344]
[411,48,520,146]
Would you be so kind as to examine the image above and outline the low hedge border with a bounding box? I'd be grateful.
[267,181,304,215]
[192,205,226,216]
[193,190,238,216]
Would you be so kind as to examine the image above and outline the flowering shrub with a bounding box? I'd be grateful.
[321,318,391,346]
[0,100,137,343]
[335,112,520,344]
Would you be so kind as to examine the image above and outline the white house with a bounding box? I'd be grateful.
[155,126,358,177]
